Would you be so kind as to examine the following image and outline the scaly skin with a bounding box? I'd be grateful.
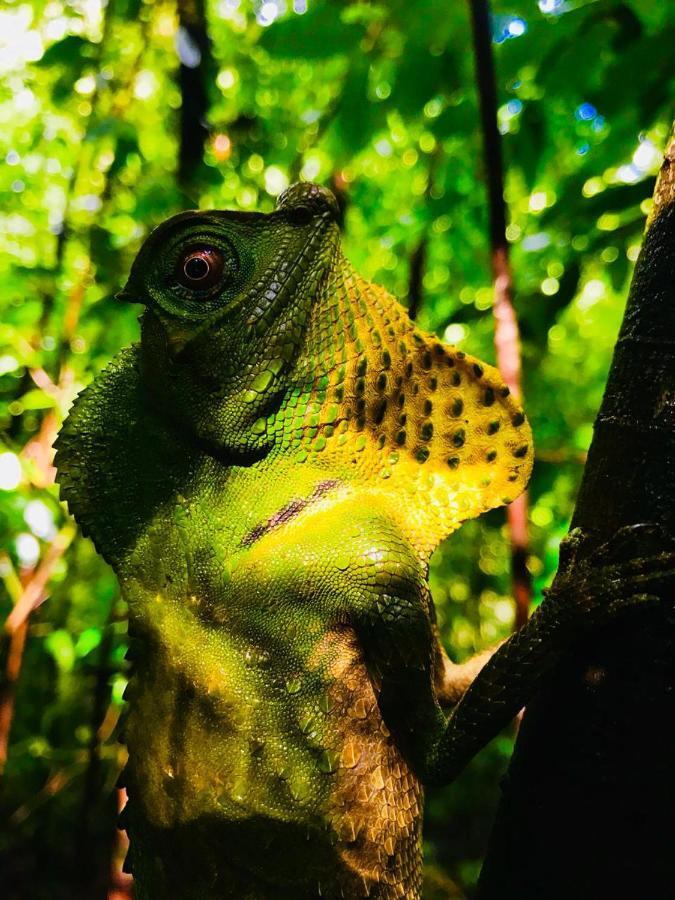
[56,184,535,898]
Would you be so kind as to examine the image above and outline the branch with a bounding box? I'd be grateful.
[108,787,133,899]
[3,525,75,636]
[177,0,214,188]
[468,0,531,627]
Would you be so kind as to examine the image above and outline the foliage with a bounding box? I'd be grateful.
[0,0,672,896]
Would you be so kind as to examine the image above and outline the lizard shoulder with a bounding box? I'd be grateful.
[55,345,189,569]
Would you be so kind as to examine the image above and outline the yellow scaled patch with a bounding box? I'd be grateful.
[286,264,533,557]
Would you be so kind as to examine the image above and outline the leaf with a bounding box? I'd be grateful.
[20,389,56,411]
[44,629,75,673]
[259,5,364,59]
[37,35,98,102]
[324,59,385,161]
[36,36,94,69]
[75,627,103,657]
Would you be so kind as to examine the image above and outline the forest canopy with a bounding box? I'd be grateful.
[0,0,673,897]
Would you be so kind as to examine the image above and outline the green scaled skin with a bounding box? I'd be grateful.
[56,184,538,898]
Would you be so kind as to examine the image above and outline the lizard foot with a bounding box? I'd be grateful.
[544,523,675,631]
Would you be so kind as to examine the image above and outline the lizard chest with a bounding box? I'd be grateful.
[122,483,425,897]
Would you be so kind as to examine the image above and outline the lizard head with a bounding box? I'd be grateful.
[118,182,341,458]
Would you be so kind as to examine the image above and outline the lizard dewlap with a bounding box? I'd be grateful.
[56,183,532,899]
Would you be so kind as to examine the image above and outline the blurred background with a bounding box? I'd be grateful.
[0,0,672,897]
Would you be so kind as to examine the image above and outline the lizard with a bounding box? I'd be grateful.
[55,182,657,899]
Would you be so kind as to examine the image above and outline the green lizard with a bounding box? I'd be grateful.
[55,183,650,898]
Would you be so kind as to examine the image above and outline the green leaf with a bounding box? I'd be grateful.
[36,36,93,69]
[259,6,364,59]
[75,627,103,657]
[20,389,56,411]
[44,629,76,673]
[325,59,385,161]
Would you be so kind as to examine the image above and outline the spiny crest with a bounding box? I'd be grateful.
[268,259,533,555]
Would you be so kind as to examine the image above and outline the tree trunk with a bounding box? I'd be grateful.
[176,0,213,188]
[477,135,675,900]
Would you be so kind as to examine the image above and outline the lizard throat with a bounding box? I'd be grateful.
[260,260,533,556]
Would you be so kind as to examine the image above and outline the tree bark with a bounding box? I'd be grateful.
[477,135,675,900]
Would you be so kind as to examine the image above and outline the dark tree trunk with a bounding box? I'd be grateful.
[176,0,213,188]
[477,139,675,900]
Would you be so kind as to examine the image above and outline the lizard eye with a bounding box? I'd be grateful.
[176,246,225,290]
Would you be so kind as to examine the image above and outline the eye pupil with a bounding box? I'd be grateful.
[184,256,210,280]
[176,245,225,291]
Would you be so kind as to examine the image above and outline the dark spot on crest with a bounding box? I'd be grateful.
[373,399,387,425]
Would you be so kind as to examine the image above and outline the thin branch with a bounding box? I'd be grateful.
[0,620,28,776]
[408,148,442,321]
[108,787,133,900]
[9,761,85,824]
[0,526,75,773]
[468,0,532,628]
[407,236,429,323]
[78,609,117,889]
[3,525,75,636]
